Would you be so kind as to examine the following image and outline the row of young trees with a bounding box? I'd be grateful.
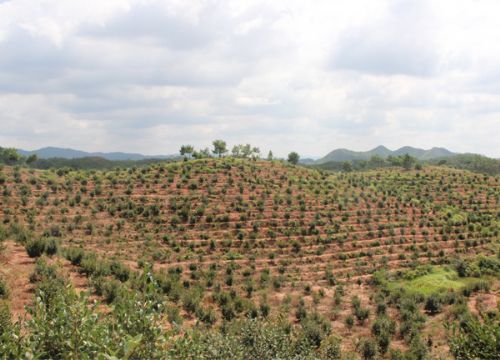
[180,140,301,165]
[2,220,496,359]
[180,140,260,160]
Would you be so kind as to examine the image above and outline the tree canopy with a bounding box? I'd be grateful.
[212,140,228,158]
[0,147,23,165]
[179,145,194,158]
[287,152,300,165]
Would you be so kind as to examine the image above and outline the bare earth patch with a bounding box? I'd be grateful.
[0,240,36,319]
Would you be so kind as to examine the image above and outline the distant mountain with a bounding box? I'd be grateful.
[315,146,457,164]
[17,147,174,161]
[298,158,316,165]
[392,146,455,160]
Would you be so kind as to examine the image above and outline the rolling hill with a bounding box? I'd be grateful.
[0,157,498,358]
[17,146,173,161]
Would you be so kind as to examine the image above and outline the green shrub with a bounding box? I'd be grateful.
[345,315,354,329]
[221,303,236,321]
[461,279,491,297]
[456,256,500,278]
[407,336,429,360]
[371,315,396,353]
[424,294,442,314]
[0,301,11,336]
[319,335,342,359]
[449,317,499,360]
[389,348,405,360]
[30,259,67,307]
[25,238,58,258]
[0,278,8,299]
[102,279,122,303]
[260,302,270,318]
[25,238,46,258]
[65,247,84,266]
[357,337,378,360]
[30,258,56,283]
[397,295,427,342]
[197,307,217,326]
[298,313,331,348]
[295,300,307,321]
[352,296,370,324]
[110,261,131,282]
[80,253,110,277]
[44,238,59,256]
[10,224,32,245]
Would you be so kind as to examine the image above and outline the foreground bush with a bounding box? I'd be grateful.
[168,316,339,360]
[0,302,10,336]
[25,237,59,258]
[0,266,167,359]
[448,316,499,360]
[25,238,47,258]
[0,273,347,359]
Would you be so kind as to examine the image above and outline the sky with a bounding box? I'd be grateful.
[0,0,499,158]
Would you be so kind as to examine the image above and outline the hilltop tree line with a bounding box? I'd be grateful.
[180,140,301,165]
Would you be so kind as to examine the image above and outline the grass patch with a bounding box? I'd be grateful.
[389,267,477,296]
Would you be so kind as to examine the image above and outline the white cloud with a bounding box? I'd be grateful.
[0,0,499,157]
[331,0,438,77]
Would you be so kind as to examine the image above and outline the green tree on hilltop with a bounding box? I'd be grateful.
[180,145,194,159]
[212,140,228,158]
[287,152,299,165]
[403,154,416,170]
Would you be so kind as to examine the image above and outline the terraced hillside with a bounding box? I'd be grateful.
[1,158,499,358]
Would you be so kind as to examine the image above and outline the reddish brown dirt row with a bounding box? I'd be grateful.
[0,241,36,319]
[60,259,91,295]
[467,280,500,316]
[0,240,99,319]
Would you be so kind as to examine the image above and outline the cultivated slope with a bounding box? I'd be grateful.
[0,158,499,356]
[1,159,497,283]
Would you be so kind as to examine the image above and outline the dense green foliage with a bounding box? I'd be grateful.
[0,267,166,359]
[0,258,347,359]
[288,152,300,165]
[0,278,8,300]
[449,317,500,359]
[25,238,59,258]
[0,147,27,165]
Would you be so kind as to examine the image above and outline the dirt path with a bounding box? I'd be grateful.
[467,280,499,316]
[0,240,36,319]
